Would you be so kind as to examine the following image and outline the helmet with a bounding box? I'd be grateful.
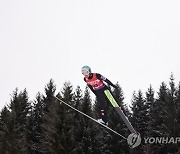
[81,65,91,74]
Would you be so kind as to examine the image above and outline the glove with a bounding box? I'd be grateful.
[113,85,118,89]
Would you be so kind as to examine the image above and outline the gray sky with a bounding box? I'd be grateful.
[0,0,180,110]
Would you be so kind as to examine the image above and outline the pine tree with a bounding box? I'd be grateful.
[40,79,59,153]
[165,74,179,153]
[144,85,155,154]
[29,92,44,154]
[5,88,31,154]
[70,86,83,153]
[175,82,180,153]
[1,89,20,154]
[60,81,75,153]
[167,74,176,136]
[131,90,148,154]
[54,92,67,154]
[0,106,10,153]
[150,82,169,153]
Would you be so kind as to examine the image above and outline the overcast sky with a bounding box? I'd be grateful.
[0,0,180,110]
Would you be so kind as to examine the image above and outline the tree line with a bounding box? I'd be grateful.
[0,74,180,154]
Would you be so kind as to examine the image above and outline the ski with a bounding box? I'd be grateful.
[104,89,136,133]
[54,96,127,140]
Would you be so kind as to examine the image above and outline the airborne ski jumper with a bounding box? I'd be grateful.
[82,65,117,125]
[81,65,136,133]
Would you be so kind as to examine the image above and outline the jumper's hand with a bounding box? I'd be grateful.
[113,85,118,89]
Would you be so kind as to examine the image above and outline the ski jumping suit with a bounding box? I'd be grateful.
[84,73,117,123]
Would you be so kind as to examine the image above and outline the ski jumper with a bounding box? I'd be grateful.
[84,73,116,123]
